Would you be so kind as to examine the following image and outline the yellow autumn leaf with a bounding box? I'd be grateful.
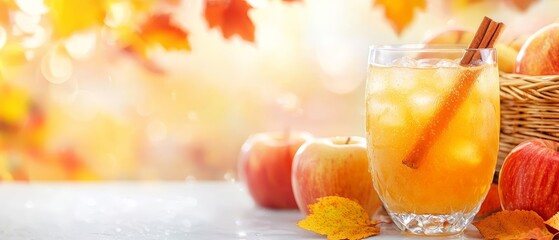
[473,210,553,240]
[297,196,380,240]
[45,0,107,38]
[373,0,426,36]
[545,211,559,231]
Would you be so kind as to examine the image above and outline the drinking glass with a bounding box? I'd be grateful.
[366,45,499,236]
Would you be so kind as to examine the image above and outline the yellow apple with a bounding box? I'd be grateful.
[496,43,519,73]
[291,136,382,215]
[515,23,559,75]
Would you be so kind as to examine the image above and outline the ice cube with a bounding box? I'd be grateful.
[434,68,458,90]
[477,66,499,96]
[367,100,390,116]
[367,79,386,94]
[416,58,439,68]
[451,141,481,166]
[409,92,437,117]
[390,69,417,92]
[378,104,406,128]
[391,56,417,67]
[435,59,459,68]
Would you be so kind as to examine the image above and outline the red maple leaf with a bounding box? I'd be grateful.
[205,0,255,42]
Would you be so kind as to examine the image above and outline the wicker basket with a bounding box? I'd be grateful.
[497,72,559,170]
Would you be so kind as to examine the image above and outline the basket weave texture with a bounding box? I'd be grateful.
[498,72,559,169]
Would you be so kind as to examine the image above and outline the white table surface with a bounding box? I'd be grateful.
[0,182,483,240]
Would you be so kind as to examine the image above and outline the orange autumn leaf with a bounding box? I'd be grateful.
[45,0,106,38]
[205,0,255,42]
[473,210,553,240]
[373,0,426,36]
[297,196,380,240]
[545,211,559,231]
[136,14,190,52]
[122,14,190,58]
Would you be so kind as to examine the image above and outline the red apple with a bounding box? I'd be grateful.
[291,136,382,215]
[499,139,559,220]
[515,23,559,75]
[238,131,313,209]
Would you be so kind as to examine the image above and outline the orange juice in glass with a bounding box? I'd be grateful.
[366,45,499,235]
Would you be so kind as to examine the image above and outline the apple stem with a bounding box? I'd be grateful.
[345,137,351,144]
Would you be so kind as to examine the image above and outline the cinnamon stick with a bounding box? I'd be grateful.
[402,16,504,169]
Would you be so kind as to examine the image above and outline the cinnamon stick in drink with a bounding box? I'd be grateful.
[402,17,505,169]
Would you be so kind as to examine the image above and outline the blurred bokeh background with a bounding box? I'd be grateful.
[0,0,557,181]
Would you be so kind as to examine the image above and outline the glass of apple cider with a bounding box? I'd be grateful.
[366,45,499,236]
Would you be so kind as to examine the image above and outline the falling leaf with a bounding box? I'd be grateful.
[545,211,559,231]
[297,196,380,240]
[118,13,189,71]
[205,0,255,42]
[45,0,106,38]
[473,210,553,240]
[136,14,190,52]
[373,0,426,36]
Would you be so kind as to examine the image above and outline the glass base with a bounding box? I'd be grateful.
[389,211,477,236]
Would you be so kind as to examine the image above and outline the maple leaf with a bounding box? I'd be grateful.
[205,0,255,42]
[136,14,190,52]
[45,0,106,38]
[545,211,559,231]
[120,13,189,59]
[297,196,380,240]
[373,0,426,36]
[473,210,553,240]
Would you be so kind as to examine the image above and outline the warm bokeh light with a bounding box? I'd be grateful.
[0,0,558,181]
